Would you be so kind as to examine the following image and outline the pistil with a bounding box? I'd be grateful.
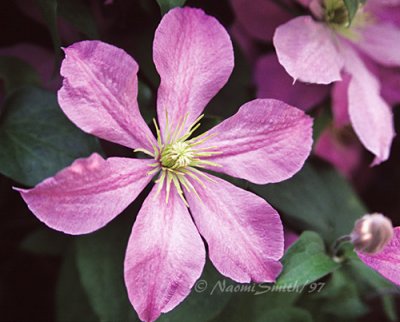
[135,113,222,206]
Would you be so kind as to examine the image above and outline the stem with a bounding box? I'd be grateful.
[331,234,352,257]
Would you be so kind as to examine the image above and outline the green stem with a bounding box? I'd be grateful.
[331,234,352,257]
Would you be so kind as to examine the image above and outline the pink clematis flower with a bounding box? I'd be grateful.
[314,76,365,178]
[16,8,313,322]
[274,0,400,165]
[230,0,329,111]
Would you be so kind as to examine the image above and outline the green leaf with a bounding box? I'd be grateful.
[0,57,40,93]
[382,296,398,322]
[312,268,368,319]
[344,0,360,24]
[158,262,232,322]
[296,268,369,322]
[0,86,102,186]
[346,258,399,321]
[56,246,99,322]
[156,0,187,15]
[277,231,340,287]
[75,212,139,322]
[251,162,366,243]
[255,307,313,322]
[20,228,69,256]
[211,286,301,322]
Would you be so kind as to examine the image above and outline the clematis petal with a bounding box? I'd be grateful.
[284,229,298,251]
[58,40,156,150]
[124,184,205,322]
[196,99,313,184]
[255,54,329,111]
[375,0,400,5]
[357,227,400,286]
[231,0,293,42]
[332,73,351,127]
[153,7,234,138]
[378,66,400,106]
[342,45,395,165]
[274,16,344,84]
[314,127,363,178]
[355,23,400,67]
[366,1,400,27]
[16,154,153,235]
[185,174,283,283]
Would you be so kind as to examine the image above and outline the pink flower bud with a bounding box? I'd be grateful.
[351,213,394,254]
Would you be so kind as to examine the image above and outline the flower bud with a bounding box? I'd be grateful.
[351,213,394,254]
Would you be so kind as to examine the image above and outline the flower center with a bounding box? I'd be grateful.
[324,0,350,27]
[160,141,194,169]
[135,113,221,206]
[323,0,371,39]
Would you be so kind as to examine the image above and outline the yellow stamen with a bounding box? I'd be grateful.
[140,112,222,207]
[134,148,155,157]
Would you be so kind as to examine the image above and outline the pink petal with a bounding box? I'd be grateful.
[308,0,325,18]
[355,23,400,67]
[332,73,351,127]
[342,45,395,165]
[124,184,205,322]
[153,8,234,138]
[273,16,344,84]
[58,41,156,150]
[185,174,283,283]
[357,227,400,286]
[230,0,293,42]
[255,54,329,111]
[16,154,153,235]
[284,229,299,251]
[378,66,400,106]
[366,0,400,27]
[373,0,400,5]
[314,127,363,178]
[196,99,313,184]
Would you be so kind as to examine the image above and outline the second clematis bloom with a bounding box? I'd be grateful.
[274,0,399,165]
[230,0,330,111]
[16,8,313,322]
